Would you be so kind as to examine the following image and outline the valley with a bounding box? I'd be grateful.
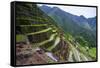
[15,3,97,65]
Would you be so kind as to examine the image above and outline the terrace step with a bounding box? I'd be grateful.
[47,36,60,51]
[32,33,57,47]
[26,27,52,35]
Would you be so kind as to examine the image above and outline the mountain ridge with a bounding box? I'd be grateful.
[39,5,96,47]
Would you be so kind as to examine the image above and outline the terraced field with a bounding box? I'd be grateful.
[15,2,95,65]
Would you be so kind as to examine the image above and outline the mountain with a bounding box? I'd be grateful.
[39,5,96,47]
[39,5,53,14]
[40,6,95,31]
[16,3,72,65]
[15,3,96,65]
[87,16,96,31]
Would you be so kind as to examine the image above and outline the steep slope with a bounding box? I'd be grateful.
[40,5,96,48]
[16,2,69,65]
[15,2,96,65]
[87,16,96,31]
[40,6,90,29]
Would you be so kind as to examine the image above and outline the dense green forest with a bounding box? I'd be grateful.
[15,2,97,65]
[40,5,97,59]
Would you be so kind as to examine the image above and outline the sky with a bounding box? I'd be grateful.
[37,4,96,18]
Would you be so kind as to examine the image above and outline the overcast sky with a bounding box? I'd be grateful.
[37,4,96,18]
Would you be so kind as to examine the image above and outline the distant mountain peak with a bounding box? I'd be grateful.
[52,7,62,11]
[52,7,59,9]
[80,15,86,18]
[41,5,51,8]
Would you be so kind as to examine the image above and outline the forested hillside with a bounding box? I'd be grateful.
[40,5,97,60]
[15,2,97,65]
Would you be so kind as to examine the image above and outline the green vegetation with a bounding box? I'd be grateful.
[89,48,96,59]
[40,6,96,61]
[16,34,27,42]
[16,2,96,65]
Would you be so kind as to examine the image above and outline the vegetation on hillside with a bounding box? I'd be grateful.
[15,2,97,65]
